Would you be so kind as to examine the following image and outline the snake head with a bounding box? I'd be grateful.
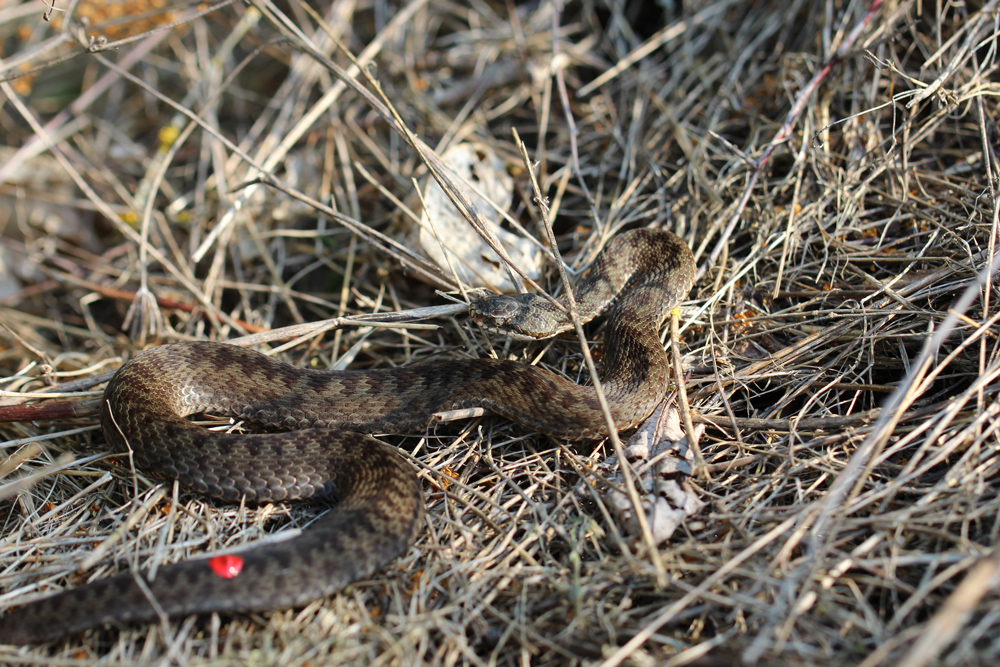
[469,293,567,340]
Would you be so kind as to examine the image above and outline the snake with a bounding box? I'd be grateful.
[0,228,695,644]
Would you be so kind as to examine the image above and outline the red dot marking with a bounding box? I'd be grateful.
[209,554,244,579]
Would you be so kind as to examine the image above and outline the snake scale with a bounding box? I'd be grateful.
[0,228,694,644]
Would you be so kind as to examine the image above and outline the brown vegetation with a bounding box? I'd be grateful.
[1,0,998,664]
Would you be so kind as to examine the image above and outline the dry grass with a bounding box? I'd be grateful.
[1,0,1000,665]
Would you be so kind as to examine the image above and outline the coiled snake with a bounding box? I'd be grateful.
[0,228,695,644]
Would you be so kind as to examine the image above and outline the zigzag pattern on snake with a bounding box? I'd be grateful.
[0,228,695,644]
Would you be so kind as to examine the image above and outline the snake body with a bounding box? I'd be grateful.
[0,228,694,644]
